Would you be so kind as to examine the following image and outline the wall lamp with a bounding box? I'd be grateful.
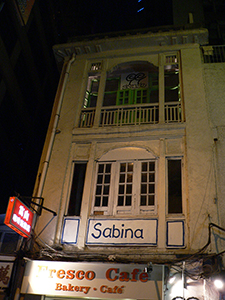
[212,270,225,291]
[144,262,153,273]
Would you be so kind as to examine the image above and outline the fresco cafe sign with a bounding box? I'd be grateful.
[4,197,34,238]
[21,261,163,299]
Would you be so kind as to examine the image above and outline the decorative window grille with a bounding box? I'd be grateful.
[165,55,178,64]
[90,62,102,71]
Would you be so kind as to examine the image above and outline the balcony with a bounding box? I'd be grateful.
[100,104,159,127]
[79,102,183,128]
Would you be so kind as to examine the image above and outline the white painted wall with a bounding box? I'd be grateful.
[33,31,222,267]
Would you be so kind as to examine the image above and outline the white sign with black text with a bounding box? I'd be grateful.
[86,219,158,245]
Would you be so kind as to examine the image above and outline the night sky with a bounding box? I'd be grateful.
[56,0,173,39]
[0,0,173,214]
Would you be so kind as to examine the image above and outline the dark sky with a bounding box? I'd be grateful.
[0,0,173,214]
[56,0,173,40]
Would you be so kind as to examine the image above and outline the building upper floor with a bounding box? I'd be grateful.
[52,27,208,135]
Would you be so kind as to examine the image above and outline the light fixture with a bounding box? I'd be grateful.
[168,276,176,284]
[144,262,153,273]
[214,279,224,290]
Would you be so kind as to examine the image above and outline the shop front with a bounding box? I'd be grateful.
[21,260,163,300]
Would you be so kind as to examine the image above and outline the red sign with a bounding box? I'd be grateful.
[4,197,34,238]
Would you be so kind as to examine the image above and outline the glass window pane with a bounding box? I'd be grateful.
[97,175,103,184]
[149,162,155,171]
[120,163,126,172]
[102,197,108,206]
[119,185,124,194]
[1,233,19,254]
[96,185,102,195]
[118,196,124,206]
[95,197,101,206]
[126,184,132,194]
[127,173,133,182]
[103,185,109,195]
[98,164,104,173]
[142,162,147,171]
[148,195,155,205]
[105,174,110,184]
[141,195,147,206]
[105,164,111,173]
[67,162,87,216]
[168,159,182,214]
[141,184,147,194]
[125,196,132,206]
[120,174,125,183]
[149,184,155,193]
[142,173,147,182]
[149,173,155,182]
[128,163,133,172]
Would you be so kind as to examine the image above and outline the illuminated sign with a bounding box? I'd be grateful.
[21,261,163,299]
[4,197,34,238]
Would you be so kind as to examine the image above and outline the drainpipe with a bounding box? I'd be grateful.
[35,53,76,201]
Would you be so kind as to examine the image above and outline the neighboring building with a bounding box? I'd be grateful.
[0,215,23,300]
[18,25,225,300]
[0,0,60,212]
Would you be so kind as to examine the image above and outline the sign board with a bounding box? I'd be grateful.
[4,197,34,238]
[0,262,14,288]
[21,260,163,299]
[86,218,158,245]
[120,72,148,90]
[61,217,80,244]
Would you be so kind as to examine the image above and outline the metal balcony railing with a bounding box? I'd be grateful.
[201,45,225,63]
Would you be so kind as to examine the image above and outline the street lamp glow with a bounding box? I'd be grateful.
[214,279,224,290]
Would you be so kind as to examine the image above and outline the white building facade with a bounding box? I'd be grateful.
[20,28,225,300]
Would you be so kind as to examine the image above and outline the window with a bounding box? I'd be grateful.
[90,62,102,71]
[167,159,182,214]
[84,76,100,108]
[103,61,159,107]
[164,55,180,103]
[67,162,87,216]
[94,163,111,208]
[92,159,156,216]
[0,231,22,254]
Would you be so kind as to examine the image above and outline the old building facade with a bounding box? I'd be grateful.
[20,27,225,300]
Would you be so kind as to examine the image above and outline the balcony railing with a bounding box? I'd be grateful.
[79,108,95,127]
[165,102,183,123]
[201,45,225,63]
[79,102,183,128]
[100,104,159,127]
